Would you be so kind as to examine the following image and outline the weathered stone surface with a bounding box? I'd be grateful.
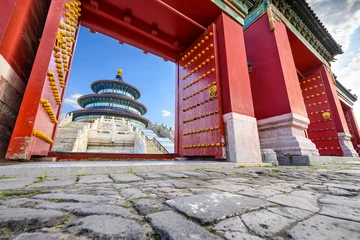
[319,195,360,209]
[267,195,319,212]
[0,198,46,208]
[112,183,132,189]
[238,188,281,198]
[120,188,147,200]
[242,209,295,237]
[161,172,189,178]
[223,232,264,240]
[325,182,360,191]
[33,193,125,205]
[0,207,66,232]
[36,202,140,219]
[146,211,221,240]
[65,215,152,239]
[133,199,169,215]
[157,182,174,188]
[212,216,248,233]
[13,233,86,240]
[336,169,360,177]
[180,171,208,177]
[206,184,251,192]
[166,193,273,224]
[328,187,358,196]
[287,215,360,240]
[77,175,113,184]
[320,204,360,222]
[266,183,297,193]
[29,178,76,188]
[110,173,144,183]
[267,207,312,220]
[137,173,164,180]
[0,178,36,190]
[290,190,321,204]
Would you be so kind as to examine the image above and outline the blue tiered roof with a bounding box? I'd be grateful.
[70,69,149,127]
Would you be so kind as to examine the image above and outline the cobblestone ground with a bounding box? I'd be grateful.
[0,165,360,239]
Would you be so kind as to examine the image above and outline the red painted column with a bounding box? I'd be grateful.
[0,0,16,44]
[6,0,68,159]
[244,13,318,157]
[320,65,359,157]
[215,13,261,164]
[345,108,360,154]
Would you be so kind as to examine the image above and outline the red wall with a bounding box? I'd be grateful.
[244,14,306,120]
[216,13,254,117]
[0,0,51,158]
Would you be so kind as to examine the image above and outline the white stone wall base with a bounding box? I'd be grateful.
[338,132,359,157]
[257,113,319,156]
[223,112,262,164]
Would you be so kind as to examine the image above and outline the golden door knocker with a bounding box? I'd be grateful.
[209,85,217,98]
[322,111,331,120]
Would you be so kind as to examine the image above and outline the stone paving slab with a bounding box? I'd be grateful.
[1,165,360,239]
[0,178,36,190]
[77,175,114,184]
[65,215,152,239]
[146,211,221,240]
[0,207,66,232]
[166,193,273,224]
[110,173,144,183]
[287,215,360,240]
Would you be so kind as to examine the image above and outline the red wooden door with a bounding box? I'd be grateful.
[300,71,343,156]
[178,24,226,159]
[6,0,81,159]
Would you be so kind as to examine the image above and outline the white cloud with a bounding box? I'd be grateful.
[308,0,360,51]
[336,51,360,121]
[64,93,82,109]
[161,110,172,117]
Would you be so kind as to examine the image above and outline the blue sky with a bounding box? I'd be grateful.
[62,27,175,128]
[63,1,360,127]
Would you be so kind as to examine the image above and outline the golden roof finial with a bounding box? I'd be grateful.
[117,68,123,76]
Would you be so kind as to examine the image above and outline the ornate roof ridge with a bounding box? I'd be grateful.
[287,0,343,55]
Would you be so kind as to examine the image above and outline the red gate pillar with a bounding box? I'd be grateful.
[343,107,360,154]
[320,66,359,157]
[216,13,262,164]
[244,14,318,157]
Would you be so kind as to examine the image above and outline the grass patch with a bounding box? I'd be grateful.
[38,173,48,180]
[0,174,11,179]
[257,164,273,168]
[55,198,63,203]
[0,190,10,199]
[127,168,136,174]
[187,210,192,217]
[77,173,87,177]
[33,173,49,183]
[236,165,246,168]
[269,169,279,175]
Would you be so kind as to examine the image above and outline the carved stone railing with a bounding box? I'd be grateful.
[147,122,174,142]
[152,137,169,154]
[58,113,73,127]
[133,127,146,153]
[72,124,89,152]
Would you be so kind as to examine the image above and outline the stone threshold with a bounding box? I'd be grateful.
[278,156,360,166]
[0,161,269,178]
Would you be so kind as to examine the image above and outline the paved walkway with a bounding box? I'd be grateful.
[0,165,360,239]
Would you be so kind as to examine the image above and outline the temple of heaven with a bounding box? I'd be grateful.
[70,69,149,127]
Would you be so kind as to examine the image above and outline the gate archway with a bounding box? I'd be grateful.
[5,0,259,161]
